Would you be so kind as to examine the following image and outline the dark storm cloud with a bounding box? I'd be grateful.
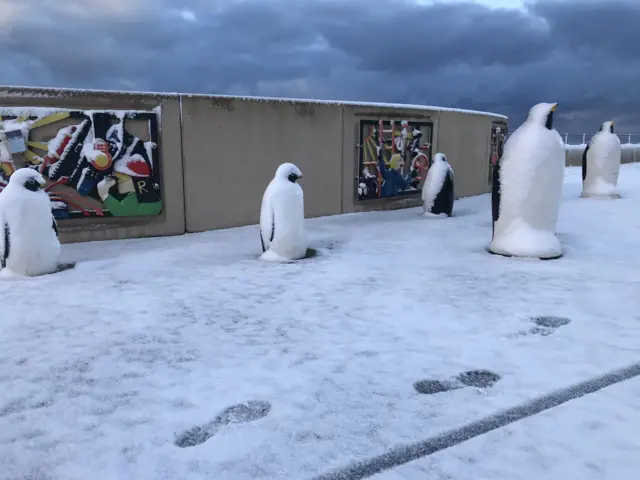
[310,1,554,72]
[530,0,640,60]
[2,0,640,132]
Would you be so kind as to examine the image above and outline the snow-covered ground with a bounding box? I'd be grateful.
[375,375,640,479]
[1,165,640,480]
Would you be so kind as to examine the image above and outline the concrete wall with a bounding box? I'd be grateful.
[0,86,507,243]
[436,111,496,198]
[180,96,343,232]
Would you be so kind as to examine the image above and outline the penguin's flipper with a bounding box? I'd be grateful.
[491,158,501,237]
[0,216,9,269]
[52,215,59,237]
[259,195,274,252]
[582,143,590,182]
[269,211,275,243]
[444,168,455,216]
[260,231,266,253]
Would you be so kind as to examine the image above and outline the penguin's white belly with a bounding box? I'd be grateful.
[422,163,446,212]
[583,137,621,197]
[5,202,60,276]
[269,190,307,260]
[490,127,565,258]
[499,132,564,232]
[521,150,565,231]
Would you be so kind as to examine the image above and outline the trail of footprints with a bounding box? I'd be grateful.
[414,316,572,396]
[174,316,571,446]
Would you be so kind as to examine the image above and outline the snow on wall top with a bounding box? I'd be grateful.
[0,84,507,120]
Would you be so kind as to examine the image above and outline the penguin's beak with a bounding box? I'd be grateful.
[550,103,558,112]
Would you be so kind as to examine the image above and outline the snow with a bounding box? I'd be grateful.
[1,164,640,479]
[374,375,640,479]
[0,105,159,119]
[581,177,620,199]
[0,169,60,276]
[0,85,506,120]
[0,139,12,163]
[421,153,448,214]
[582,128,622,199]
[259,163,307,261]
[80,142,105,164]
[47,123,89,178]
[0,106,59,120]
[489,217,563,259]
[491,106,565,258]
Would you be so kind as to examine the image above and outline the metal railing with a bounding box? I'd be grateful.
[505,133,640,145]
[560,133,640,146]
[502,133,640,165]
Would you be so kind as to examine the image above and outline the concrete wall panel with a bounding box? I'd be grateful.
[436,111,495,198]
[180,96,343,232]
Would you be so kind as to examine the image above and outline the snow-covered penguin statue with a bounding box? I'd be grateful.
[259,163,308,261]
[489,102,565,259]
[581,121,621,198]
[0,168,61,276]
[422,153,454,216]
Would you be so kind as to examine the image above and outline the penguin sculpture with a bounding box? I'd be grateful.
[422,153,454,217]
[489,102,565,259]
[0,168,61,276]
[259,163,308,261]
[581,121,621,198]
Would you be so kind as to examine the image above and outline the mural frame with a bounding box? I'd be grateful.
[357,118,434,201]
[0,107,162,220]
[488,121,507,191]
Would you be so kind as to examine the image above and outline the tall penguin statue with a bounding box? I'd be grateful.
[422,153,454,217]
[489,102,566,260]
[259,162,308,261]
[0,168,61,276]
[581,121,621,198]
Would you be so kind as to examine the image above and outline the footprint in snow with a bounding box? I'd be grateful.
[174,400,271,448]
[456,369,502,388]
[509,315,572,338]
[414,370,502,395]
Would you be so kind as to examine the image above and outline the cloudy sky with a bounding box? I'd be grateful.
[1,0,638,134]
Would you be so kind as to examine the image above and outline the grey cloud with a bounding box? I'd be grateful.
[530,0,640,60]
[1,0,640,133]
[311,1,554,73]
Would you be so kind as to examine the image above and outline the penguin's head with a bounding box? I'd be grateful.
[600,121,615,133]
[432,153,447,165]
[527,103,558,130]
[8,167,46,192]
[275,162,303,183]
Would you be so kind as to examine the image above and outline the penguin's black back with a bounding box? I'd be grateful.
[1,222,9,269]
[582,143,590,182]
[431,168,454,216]
[491,157,501,238]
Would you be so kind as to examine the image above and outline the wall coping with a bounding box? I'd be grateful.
[0,85,508,121]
